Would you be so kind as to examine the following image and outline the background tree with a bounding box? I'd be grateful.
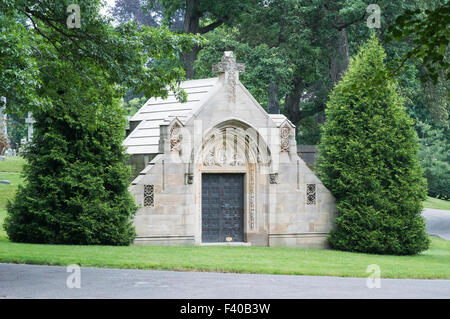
[6,114,26,149]
[144,0,258,78]
[194,26,292,110]
[196,1,427,142]
[4,92,138,245]
[109,0,185,30]
[115,0,449,200]
[1,0,197,245]
[0,11,40,112]
[110,0,162,27]
[387,0,450,85]
[122,96,148,116]
[112,0,448,144]
[317,35,429,255]
[417,122,450,199]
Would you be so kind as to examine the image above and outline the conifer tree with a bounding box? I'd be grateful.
[2,0,195,245]
[4,84,138,245]
[317,35,430,255]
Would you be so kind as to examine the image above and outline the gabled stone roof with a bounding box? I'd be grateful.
[123,77,294,155]
[123,78,218,154]
[268,114,294,128]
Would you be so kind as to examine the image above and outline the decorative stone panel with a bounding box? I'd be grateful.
[269,173,279,184]
[306,184,316,205]
[203,145,245,167]
[143,184,154,207]
[280,126,290,152]
[248,166,256,230]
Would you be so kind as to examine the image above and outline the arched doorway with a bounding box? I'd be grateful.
[191,119,272,244]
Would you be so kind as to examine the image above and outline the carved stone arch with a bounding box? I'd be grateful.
[193,119,272,169]
[192,119,272,232]
[201,129,253,167]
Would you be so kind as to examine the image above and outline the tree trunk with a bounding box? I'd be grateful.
[266,3,286,115]
[181,0,200,79]
[181,46,201,79]
[267,80,280,114]
[284,77,303,136]
[330,28,350,85]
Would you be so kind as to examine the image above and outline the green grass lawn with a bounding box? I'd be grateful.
[423,196,450,210]
[0,172,23,209]
[0,156,449,279]
[0,157,25,239]
[0,156,24,239]
[0,156,26,172]
[0,236,449,279]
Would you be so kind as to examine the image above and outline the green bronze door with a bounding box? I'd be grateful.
[202,174,244,243]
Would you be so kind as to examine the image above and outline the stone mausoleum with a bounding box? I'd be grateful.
[123,52,336,248]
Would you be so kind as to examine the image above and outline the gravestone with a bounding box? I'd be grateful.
[0,96,7,140]
[25,112,35,142]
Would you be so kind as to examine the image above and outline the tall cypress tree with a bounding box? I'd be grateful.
[317,34,430,255]
[4,66,137,245]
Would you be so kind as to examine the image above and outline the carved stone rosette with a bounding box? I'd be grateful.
[306,183,316,205]
[203,147,217,166]
[170,123,181,152]
[280,126,290,152]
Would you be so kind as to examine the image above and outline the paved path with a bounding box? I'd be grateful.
[422,208,450,240]
[0,263,449,299]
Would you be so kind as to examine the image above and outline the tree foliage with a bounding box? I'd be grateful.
[142,0,257,78]
[0,11,40,112]
[194,26,292,108]
[122,96,148,116]
[4,96,137,245]
[193,1,449,196]
[110,0,163,27]
[196,1,428,141]
[387,1,450,85]
[0,0,198,113]
[317,35,429,255]
[6,113,26,149]
[1,0,447,246]
[417,122,450,199]
[1,0,198,245]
